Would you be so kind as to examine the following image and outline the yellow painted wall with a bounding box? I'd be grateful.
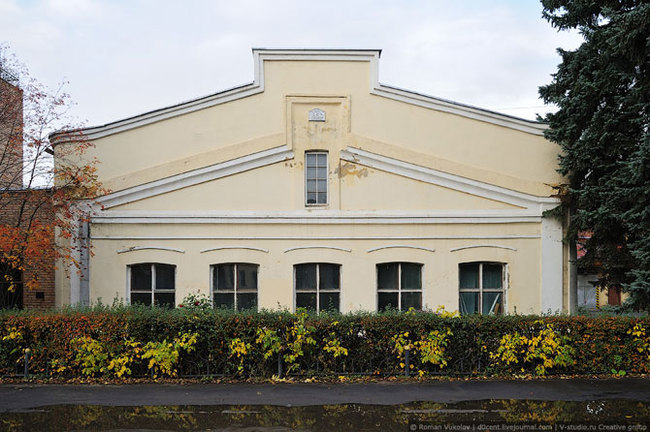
[114,159,520,212]
[89,221,542,314]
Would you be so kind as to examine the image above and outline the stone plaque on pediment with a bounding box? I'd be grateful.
[308,108,326,122]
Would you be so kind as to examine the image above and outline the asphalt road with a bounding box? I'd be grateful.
[0,378,648,411]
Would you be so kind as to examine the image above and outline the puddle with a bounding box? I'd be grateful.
[0,399,648,431]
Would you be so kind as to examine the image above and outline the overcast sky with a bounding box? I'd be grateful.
[1,0,583,128]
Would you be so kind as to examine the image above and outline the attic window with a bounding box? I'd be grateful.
[305,151,328,205]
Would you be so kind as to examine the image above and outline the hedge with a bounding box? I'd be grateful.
[0,305,648,379]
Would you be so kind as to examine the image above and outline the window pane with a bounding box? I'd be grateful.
[216,264,234,291]
[306,167,317,179]
[401,263,422,290]
[295,264,316,291]
[483,292,503,315]
[401,292,422,310]
[317,179,327,193]
[214,292,234,309]
[306,153,317,166]
[306,193,317,204]
[459,292,479,315]
[296,292,316,310]
[317,153,327,166]
[459,263,479,288]
[307,179,317,193]
[236,293,258,311]
[378,292,399,312]
[317,167,327,179]
[317,193,327,204]
[319,292,339,312]
[131,292,152,306]
[377,263,398,290]
[155,264,175,291]
[130,264,151,291]
[483,264,503,289]
[319,264,340,290]
[154,293,175,308]
[237,264,258,291]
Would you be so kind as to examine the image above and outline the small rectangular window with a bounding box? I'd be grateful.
[305,151,328,205]
[459,262,504,315]
[129,263,175,308]
[212,263,258,311]
[294,263,340,313]
[377,262,422,311]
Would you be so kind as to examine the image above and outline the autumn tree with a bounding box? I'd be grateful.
[0,45,104,308]
[539,1,650,311]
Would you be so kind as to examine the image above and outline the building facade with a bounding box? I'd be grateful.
[52,49,570,314]
[1,73,56,309]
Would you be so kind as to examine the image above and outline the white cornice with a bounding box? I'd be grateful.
[340,147,558,212]
[97,146,294,209]
[370,85,546,135]
[92,209,542,225]
[50,82,263,143]
[50,48,545,143]
[93,234,541,241]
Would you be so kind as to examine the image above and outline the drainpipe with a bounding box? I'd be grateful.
[568,211,578,314]
[569,239,578,314]
[79,219,90,306]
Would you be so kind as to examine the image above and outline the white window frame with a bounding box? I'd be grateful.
[304,151,328,206]
[127,263,176,307]
[376,262,423,311]
[210,263,259,311]
[458,262,507,315]
[294,263,340,313]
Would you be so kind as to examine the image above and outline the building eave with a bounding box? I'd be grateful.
[50,48,547,145]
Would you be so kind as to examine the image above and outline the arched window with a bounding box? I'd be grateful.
[128,263,175,307]
[459,262,504,315]
[212,263,258,311]
[377,262,422,311]
[294,263,340,312]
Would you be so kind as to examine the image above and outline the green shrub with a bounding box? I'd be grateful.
[0,306,648,378]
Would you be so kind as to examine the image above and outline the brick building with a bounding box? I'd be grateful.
[0,70,56,309]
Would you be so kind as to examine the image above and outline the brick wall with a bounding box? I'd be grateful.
[0,189,56,309]
[0,77,24,189]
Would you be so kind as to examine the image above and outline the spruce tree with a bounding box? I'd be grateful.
[539,0,650,311]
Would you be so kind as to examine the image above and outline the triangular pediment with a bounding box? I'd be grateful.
[52,49,546,146]
[97,143,557,219]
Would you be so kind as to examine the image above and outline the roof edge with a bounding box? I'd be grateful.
[50,48,547,144]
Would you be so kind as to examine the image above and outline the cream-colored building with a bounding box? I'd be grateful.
[52,49,571,314]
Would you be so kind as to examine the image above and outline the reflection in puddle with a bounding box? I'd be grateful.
[0,399,648,431]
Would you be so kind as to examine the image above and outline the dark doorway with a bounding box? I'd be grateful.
[0,263,23,309]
